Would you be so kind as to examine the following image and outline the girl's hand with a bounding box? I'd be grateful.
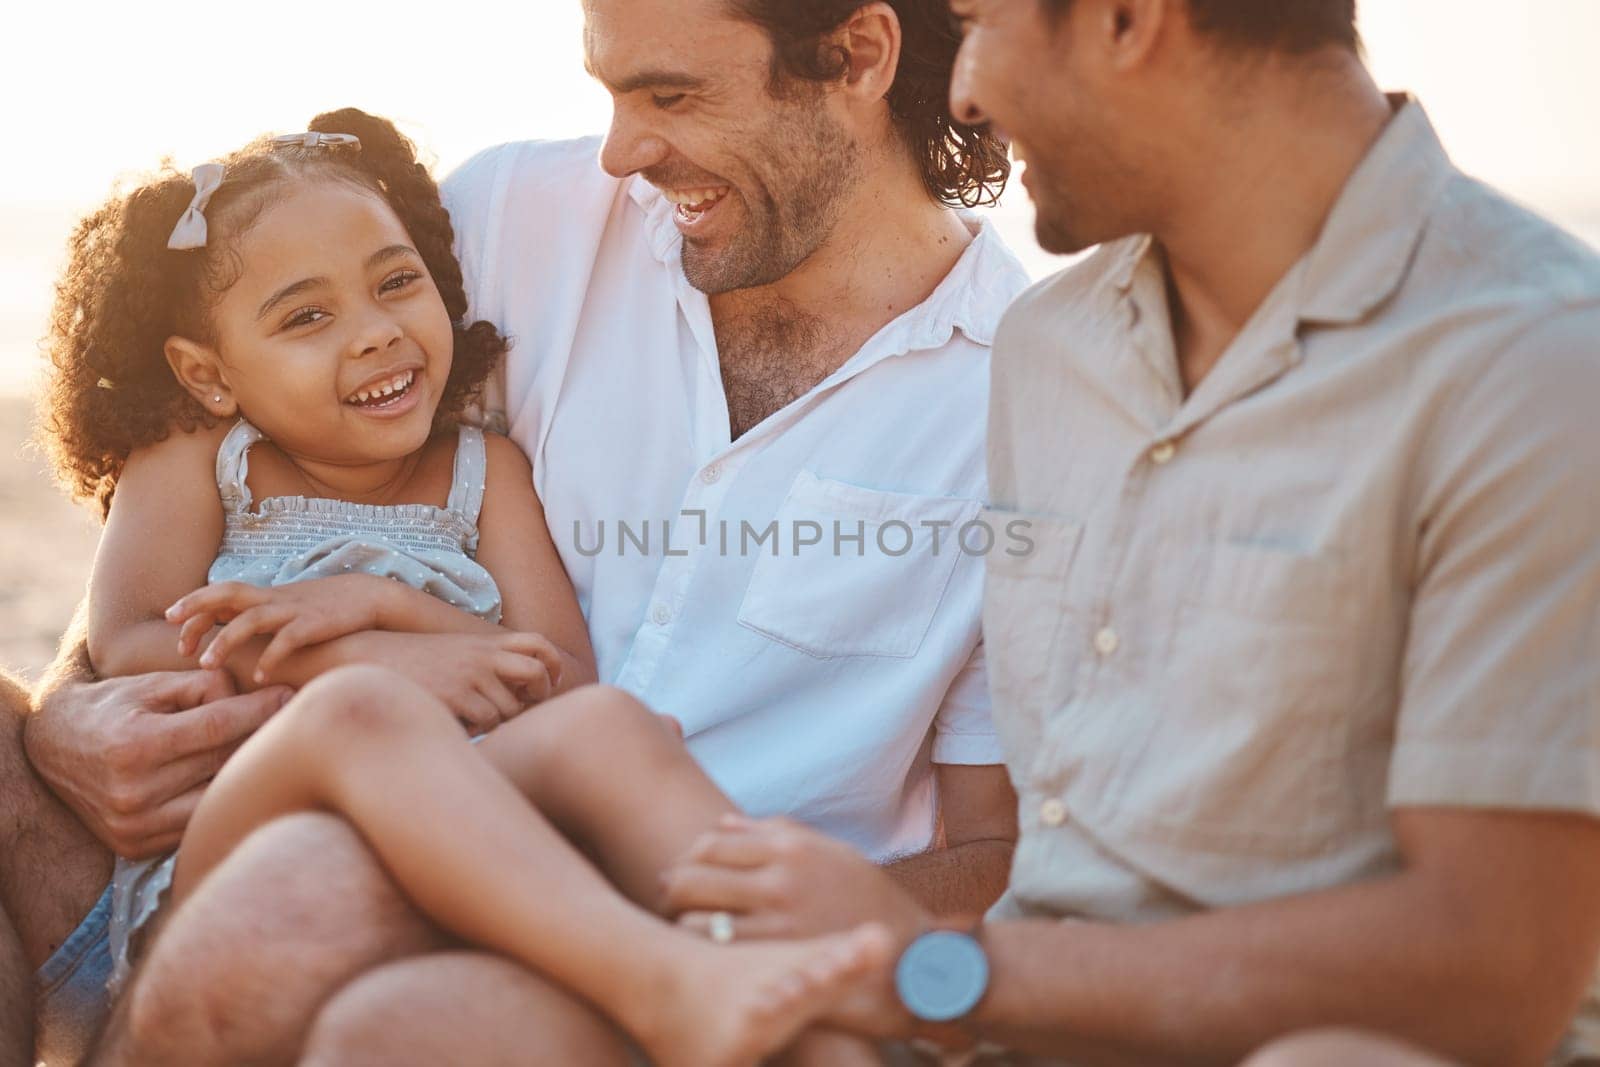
[340,631,562,734]
[167,576,394,682]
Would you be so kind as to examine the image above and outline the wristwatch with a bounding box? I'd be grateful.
[894,929,991,1023]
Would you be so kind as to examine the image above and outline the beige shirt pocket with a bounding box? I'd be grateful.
[736,472,981,660]
[1104,541,1372,859]
[981,509,1086,755]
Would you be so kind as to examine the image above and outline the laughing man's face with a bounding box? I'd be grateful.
[584,0,862,294]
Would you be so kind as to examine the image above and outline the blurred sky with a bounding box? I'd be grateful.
[3,0,1598,396]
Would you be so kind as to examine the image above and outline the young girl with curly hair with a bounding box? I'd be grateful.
[42,110,892,1065]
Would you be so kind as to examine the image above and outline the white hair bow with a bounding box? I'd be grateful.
[271,132,361,150]
[166,163,225,251]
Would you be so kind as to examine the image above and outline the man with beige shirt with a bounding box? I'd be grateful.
[665,0,1600,1063]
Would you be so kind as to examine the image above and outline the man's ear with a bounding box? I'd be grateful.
[1099,0,1172,72]
[164,336,238,418]
[835,1,903,104]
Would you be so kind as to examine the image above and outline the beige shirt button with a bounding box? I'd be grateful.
[1094,627,1120,657]
[1150,440,1177,465]
[651,603,673,626]
[1039,798,1068,827]
[701,463,723,485]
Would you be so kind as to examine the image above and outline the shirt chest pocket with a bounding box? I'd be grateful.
[736,471,982,659]
[1107,542,1376,858]
[980,509,1085,725]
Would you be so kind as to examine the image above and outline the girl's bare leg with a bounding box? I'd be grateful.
[473,684,740,908]
[169,666,892,1067]
[478,687,893,1060]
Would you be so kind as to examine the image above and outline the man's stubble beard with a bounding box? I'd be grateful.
[1029,153,1103,256]
[1034,194,1096,256]
[1023,104,1138,255]
[682,95,862,296]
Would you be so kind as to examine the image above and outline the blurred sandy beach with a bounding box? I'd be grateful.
[0,395,98,682]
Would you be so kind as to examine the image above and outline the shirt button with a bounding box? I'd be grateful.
[1039,798,1068,827]
[1150,440,1177,465]
[651,604,673,626]
[700,464,723,485]
[1094,627,1120,657]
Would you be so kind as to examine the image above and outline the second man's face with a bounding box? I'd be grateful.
[950,0,1146,254]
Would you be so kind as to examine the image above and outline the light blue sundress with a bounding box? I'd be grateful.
[107,417,504,985]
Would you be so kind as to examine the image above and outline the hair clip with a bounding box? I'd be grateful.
[96,377,118,390]
[271,132,362,150]
[166,163,226,251]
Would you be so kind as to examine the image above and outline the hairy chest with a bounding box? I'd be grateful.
[715,307,852,440]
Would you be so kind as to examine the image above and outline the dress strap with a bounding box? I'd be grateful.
[446,425,488,527]
[215,419,265,515]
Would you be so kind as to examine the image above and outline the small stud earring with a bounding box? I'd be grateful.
[213,395,223,403]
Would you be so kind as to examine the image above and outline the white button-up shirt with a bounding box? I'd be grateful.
[443,138,1031,860]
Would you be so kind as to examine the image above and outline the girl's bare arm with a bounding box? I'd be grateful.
[87,424,231,679]
[470,431,596,694]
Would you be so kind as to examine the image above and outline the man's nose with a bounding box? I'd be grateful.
[599,104,670,179]
[949,43,989,127]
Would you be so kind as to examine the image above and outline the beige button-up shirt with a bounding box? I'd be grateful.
[984,98,1600,1050]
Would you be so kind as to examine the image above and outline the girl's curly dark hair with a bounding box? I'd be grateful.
[38,107,506,520]
[729,0,1011,208]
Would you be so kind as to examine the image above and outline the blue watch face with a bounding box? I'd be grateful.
[895,931,990,1023]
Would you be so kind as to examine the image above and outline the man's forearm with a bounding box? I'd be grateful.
[966,872,1568,1067]
[34,603,95,708]
[0,670,31,720]
[885,840,1013,920]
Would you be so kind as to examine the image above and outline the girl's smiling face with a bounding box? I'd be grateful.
[170,179,455,470]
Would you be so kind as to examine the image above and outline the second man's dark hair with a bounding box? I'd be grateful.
[1041,0,1360,54]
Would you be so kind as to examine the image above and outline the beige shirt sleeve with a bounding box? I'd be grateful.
[1391,304,1600,814]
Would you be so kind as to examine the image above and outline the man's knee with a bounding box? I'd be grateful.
[118,813,436,1059]
[138,811,432,988]
[1242,1030,1457,1067]
[303,952,631,1067]
[0,897,31,1067]
[0,669,108,972]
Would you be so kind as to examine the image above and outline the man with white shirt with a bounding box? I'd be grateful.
[8,1,1033,1063]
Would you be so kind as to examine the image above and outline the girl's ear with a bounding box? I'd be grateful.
[164,336,238,418]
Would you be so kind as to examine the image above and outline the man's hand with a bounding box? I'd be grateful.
[26,666,292,859]
[664,814,931,942]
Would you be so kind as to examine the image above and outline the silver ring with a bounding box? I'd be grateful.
[708,911,736,944]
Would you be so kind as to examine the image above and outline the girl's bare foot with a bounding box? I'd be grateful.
[631,922,895,1067]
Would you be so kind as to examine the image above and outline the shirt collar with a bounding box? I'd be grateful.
[1109,234,1154,293]
[1296,94,1455,325]
[626,174,1031,353]
[1106,94,1454,328]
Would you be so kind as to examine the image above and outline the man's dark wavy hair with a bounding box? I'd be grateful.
[1041,0,1359,53]
[728,0,1011,207]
